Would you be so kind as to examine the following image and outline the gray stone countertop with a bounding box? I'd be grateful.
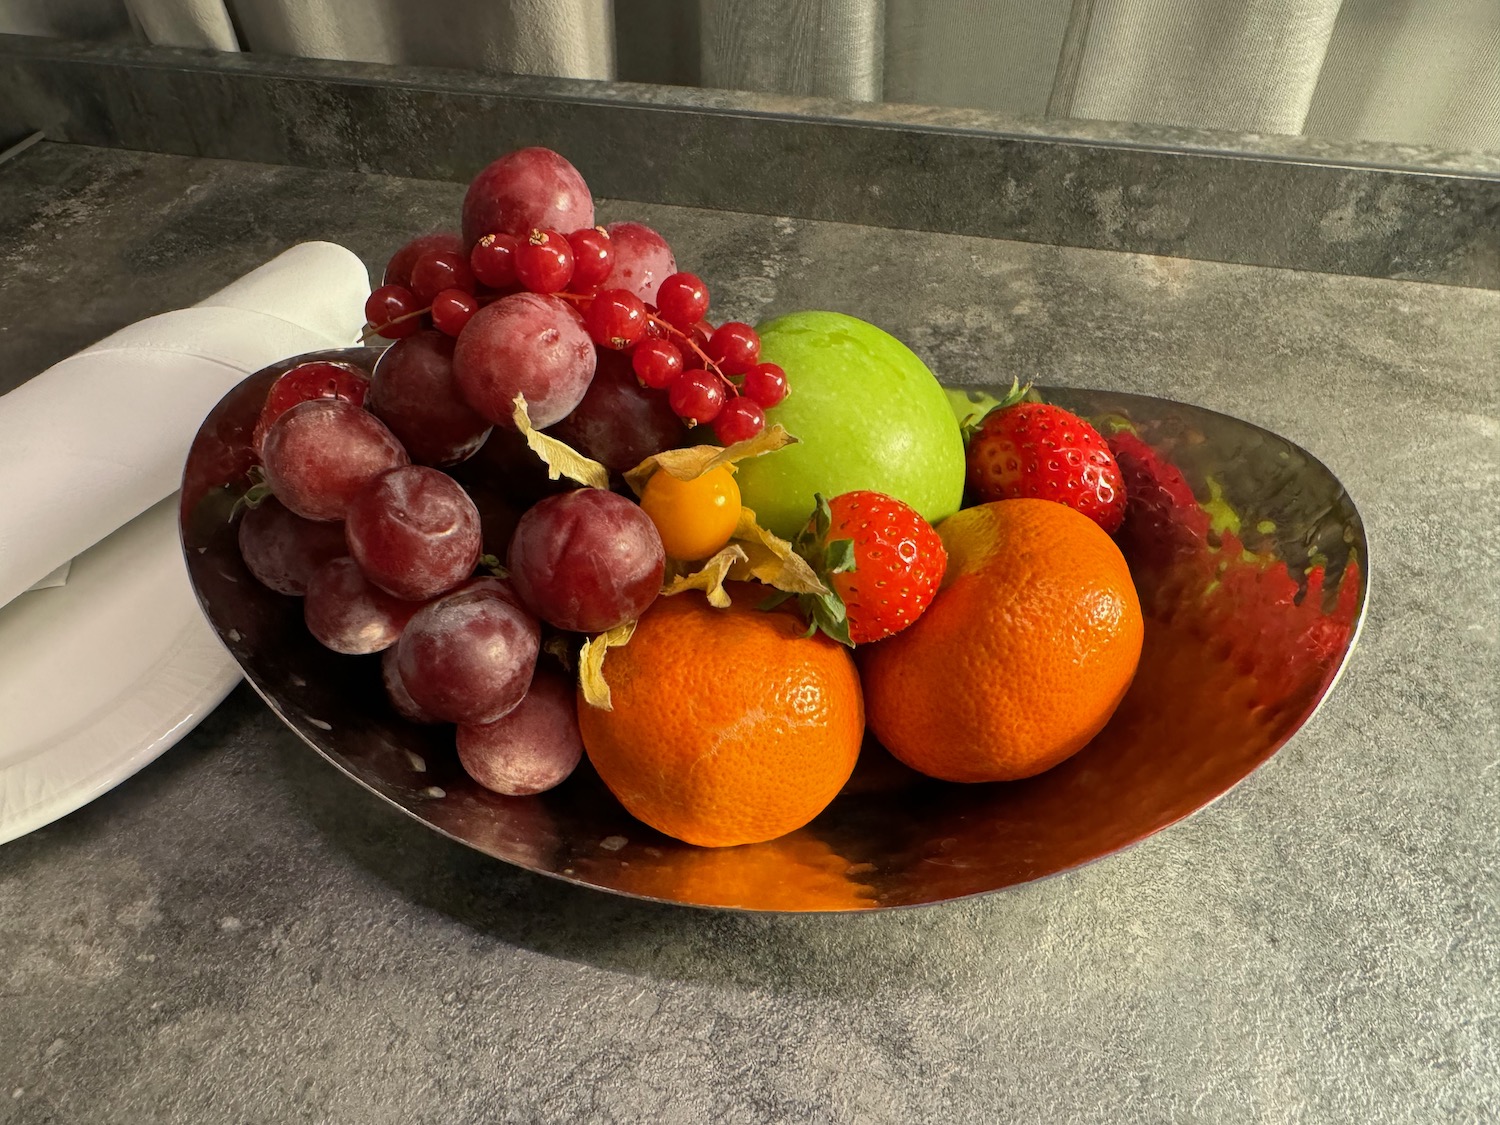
[1,143,1496,1125]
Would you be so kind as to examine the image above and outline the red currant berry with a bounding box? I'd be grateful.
[741,362,788,408]
[567,227,613,291]
[584,288,648,350]
[712,397,766,445]
[469,233,519,288]
[708,322,760,376]
[430,288,480,336]
[655,272,709,329]
[668,369,726,426]
[631,338,683,389]
[515,229,574,294]
[365,284,422,339]
[410,250,475,304]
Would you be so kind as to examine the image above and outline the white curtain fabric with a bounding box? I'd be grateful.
[10,0,1500,153]
[883,0,1073,120]
[1305,0,1500,152]
[1061,0,1344,135]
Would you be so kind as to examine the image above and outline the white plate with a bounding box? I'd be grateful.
[0,495,240,844]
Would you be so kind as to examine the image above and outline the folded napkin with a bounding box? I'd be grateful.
[0,241,371,610]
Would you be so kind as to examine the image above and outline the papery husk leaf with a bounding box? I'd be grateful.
[512,394,609,490]
[542,634,575,672]
[727,508,828,595]
[623,424,796,496]
[660,545,747,608]
[579,620,636,710]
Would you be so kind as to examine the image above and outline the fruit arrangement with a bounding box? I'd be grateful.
[224,146,1356,860]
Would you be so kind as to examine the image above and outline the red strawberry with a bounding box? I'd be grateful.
[251,361,370,455]
[1107,430,1212,571]
[966,401,1127,534]
[789,491,946,646]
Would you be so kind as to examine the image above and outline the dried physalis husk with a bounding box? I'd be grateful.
[660,545,748,608]
[623,424,796,496]
[727,507,827,594]
[661,508,828,608]
[541,633,575,672]
[579,620,636,710]
[512,394,609,491]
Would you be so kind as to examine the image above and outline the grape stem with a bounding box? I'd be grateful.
[361,304,433,343]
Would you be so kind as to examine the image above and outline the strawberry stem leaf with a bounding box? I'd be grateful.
[824,538,857,575]
[780,492,858,647]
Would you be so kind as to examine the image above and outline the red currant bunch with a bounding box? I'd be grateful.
[363,228,790,445]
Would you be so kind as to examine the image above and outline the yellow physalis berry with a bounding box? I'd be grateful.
[640,466,742,561]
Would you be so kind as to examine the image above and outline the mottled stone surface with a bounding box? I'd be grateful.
[1,144,1498,1124]
[2,35,1499,289]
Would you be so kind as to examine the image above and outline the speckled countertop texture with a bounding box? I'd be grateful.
[1,143,1497,1125]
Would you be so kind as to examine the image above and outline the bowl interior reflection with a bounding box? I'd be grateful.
[181,355,1366,912]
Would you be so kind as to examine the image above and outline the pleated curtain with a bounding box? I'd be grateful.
[4,0,1497,152]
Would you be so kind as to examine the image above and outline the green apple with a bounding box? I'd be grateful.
[737,311,966,539]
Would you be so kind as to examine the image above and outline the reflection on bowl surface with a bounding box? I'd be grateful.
[182,354,1366,912]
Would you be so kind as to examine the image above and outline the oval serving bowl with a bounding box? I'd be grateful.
[180,350,1367,912]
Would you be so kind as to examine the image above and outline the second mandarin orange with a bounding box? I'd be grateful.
[860,498,1143,782]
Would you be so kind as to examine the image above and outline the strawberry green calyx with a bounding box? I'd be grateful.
[778,493,858,647]
[948,378,1034,442]
[230,465,273,521]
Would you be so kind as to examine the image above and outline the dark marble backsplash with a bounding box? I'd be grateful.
[2,34,1498,290]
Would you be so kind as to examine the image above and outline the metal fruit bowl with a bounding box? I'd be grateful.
[180,350,1367,912]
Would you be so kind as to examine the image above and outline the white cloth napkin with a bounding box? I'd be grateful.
[0,241,371,610]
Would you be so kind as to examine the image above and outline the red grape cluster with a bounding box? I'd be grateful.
[361,148,788,448]
[235,147,783,798]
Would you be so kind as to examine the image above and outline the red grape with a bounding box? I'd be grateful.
[567,227,613,291]
[382,647,439,723]
[430,288,479,337]
[453,292,596,429]
[410,250,474,304]
[549,349,684,473]
[384,232,463,289]
[741,362,788,408]
[707,322,760,375]
[304,557,422,655]
[237,496,348,595]
[469,232,520,288]
[507,489,664,632]
[514,228,574,294]
[654,272,709,328]
[453,574,528,611]
[395,581,541,724]
[667,369,726,425]
[582,288,647,350]
[364,285,422,340]
[461,148,594,248]
[368,330,492,467]
[251,360,370,454]
[345,466,482,601]
[712,397,766,445]
[261,398,408,521]
[456,667,583,795]
[601,222,676,304]
[630,338,683,390]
